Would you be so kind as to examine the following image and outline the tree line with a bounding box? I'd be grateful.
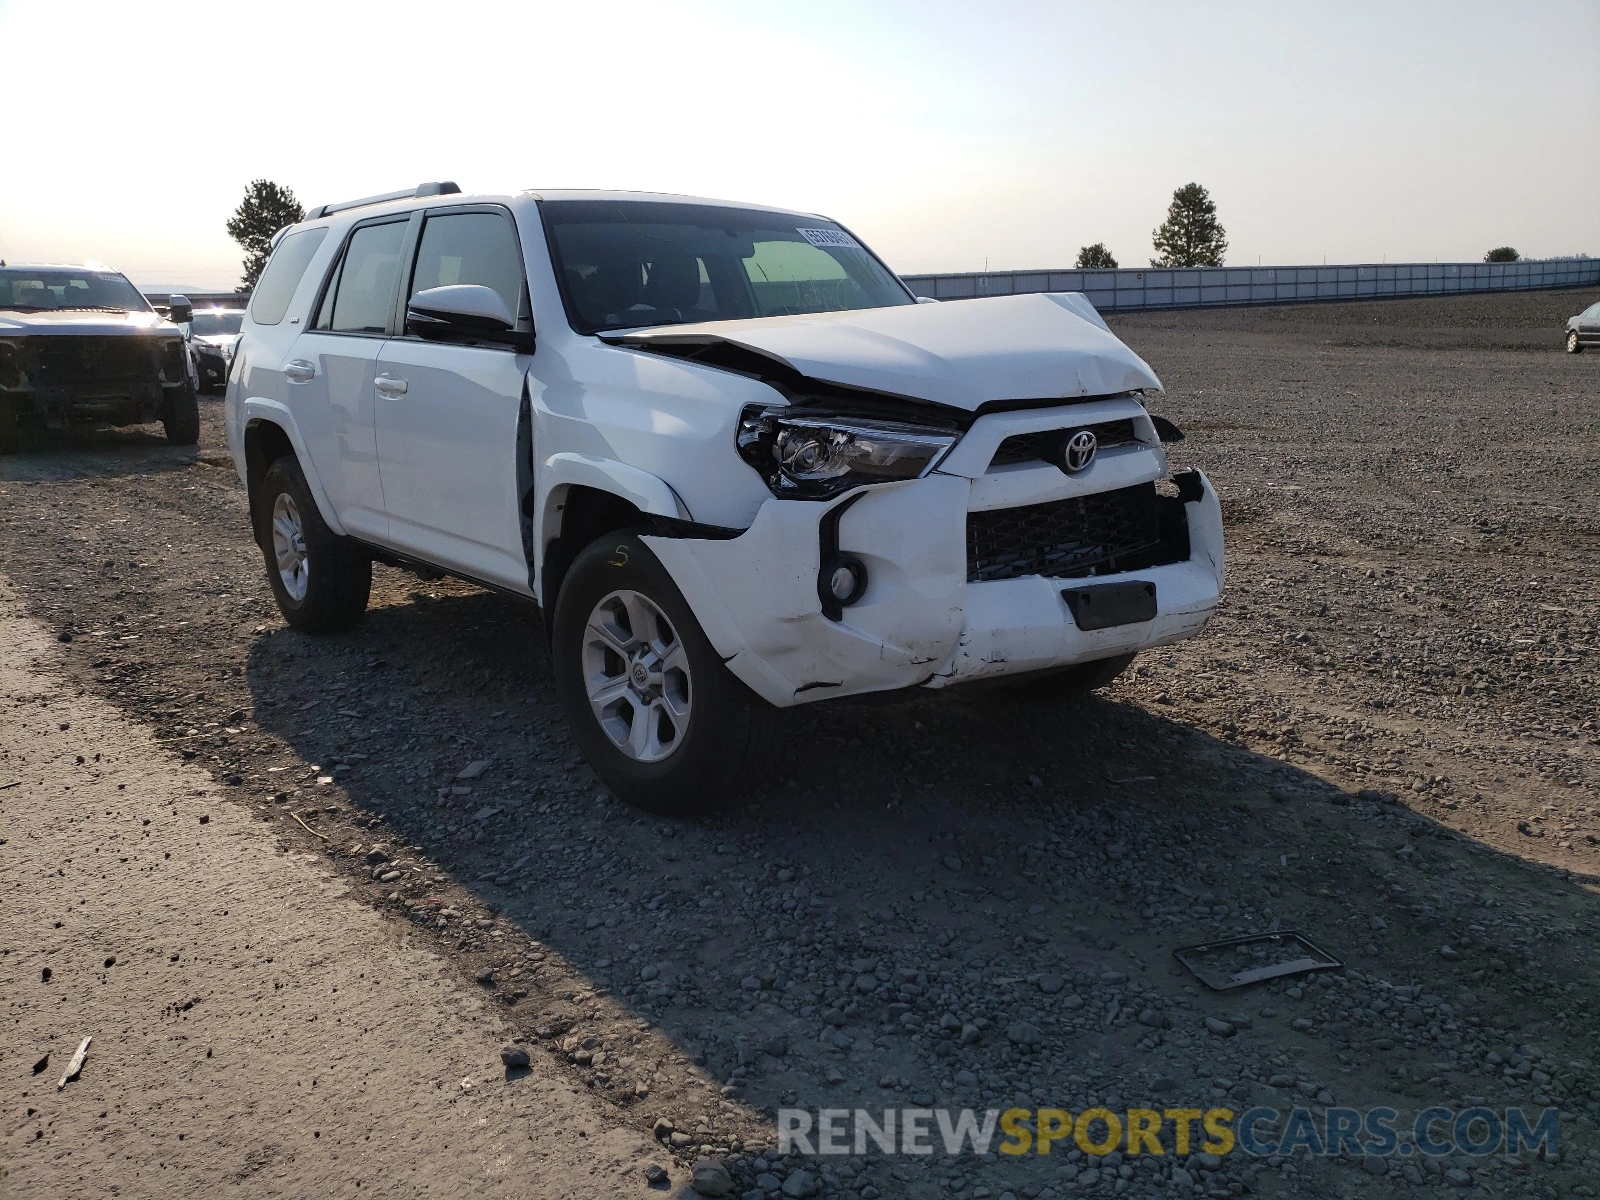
[225,179,1536,290]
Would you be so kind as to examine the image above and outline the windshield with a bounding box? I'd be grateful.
[0,268,150,312]
[540,200,913,335]
[191,310,244,336]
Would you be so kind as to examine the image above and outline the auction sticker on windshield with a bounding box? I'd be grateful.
[797,227,861,249]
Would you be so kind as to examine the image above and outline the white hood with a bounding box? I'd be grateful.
[607,292,1161,410]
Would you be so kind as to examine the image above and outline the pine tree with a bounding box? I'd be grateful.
[1075,243,1118,269]
[226,180,305,290]
[1150,183,1227,268]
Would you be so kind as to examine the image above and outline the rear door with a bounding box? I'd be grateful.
[286,214,413,541]
[373,206,532,589]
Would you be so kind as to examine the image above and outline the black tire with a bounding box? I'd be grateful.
[0,401,18,455]
[161,385,201,445]
[551,530,783,816]
[1567,330,1583,354]
[1002,652,1137,703]
[254,455,371,634]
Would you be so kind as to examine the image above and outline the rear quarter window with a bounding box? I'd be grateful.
[249,228,329,326]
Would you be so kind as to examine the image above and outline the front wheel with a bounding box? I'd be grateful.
[253,455,371,633]
[1567,330,1583,354]
[551,531,783,816]
[161,385,201,445]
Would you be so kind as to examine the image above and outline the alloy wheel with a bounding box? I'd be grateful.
[271,493,310,602]
[581,589,692,763]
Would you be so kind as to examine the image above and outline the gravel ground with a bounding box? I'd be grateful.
[1,287,1597,1199]
[0,592,665,1199]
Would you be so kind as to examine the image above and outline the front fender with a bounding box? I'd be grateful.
[534,452,691,605]
[239,397,349,538]
[539,452,690,523]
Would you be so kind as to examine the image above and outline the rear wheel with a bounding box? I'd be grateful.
[1567,330,1583,354]
[254,455,371,633]
[551,531,783,816]
[1002,652,1137,703]
[161,385,201,445]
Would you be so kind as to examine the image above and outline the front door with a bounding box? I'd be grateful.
[374,207,532,590]
[1583,303,1600,345]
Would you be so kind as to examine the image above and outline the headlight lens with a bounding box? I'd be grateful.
[737,406,958,499]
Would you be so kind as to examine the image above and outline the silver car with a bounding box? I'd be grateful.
[1566,300,1600,353]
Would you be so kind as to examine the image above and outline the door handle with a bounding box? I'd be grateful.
[284,359,316,383]
[374,373,408,398]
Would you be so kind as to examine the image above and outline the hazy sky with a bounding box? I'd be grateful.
[3,0,1595,289]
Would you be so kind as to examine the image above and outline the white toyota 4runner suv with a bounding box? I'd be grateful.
[226,183,1223,814]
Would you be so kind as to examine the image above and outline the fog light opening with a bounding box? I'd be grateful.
[821,553,868,610]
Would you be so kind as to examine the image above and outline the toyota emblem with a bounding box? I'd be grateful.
[1062,429,1098,473]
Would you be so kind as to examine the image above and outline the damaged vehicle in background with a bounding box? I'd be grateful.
[226,185,1224,815]
[0,264,200,453]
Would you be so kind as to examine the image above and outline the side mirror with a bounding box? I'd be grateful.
[167,295,193,325]
[915,295,940,304]
[407,285,533,351]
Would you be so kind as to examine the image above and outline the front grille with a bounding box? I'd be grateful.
[967,481,1186,583]
[989,419,1140,468]
[31,337,164,386]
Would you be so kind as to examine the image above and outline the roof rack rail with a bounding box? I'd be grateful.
[304,181,461,221]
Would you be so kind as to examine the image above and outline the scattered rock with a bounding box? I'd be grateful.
[690,1158,733,1197]
[1006,1020,1043,1045]
[500,1045,529,1069]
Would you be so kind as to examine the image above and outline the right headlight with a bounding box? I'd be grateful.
[737,405,959,500]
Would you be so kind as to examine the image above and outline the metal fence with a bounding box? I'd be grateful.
[901,257,1600,312]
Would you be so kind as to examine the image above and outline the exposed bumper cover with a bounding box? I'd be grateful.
[643,469,1224,708]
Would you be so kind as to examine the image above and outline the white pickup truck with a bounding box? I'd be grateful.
[226,183,1223,814]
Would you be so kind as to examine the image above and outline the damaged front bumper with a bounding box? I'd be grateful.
[643,465,1224,709]
[0,335,193,427]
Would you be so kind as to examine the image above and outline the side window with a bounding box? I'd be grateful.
[248,228,327,326]
[324,221,408,334]
[408,212,525,319]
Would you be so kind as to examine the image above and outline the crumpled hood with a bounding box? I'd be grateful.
[0,309,175,338]
[607,292,1160,409]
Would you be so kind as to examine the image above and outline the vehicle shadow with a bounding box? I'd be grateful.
[245,580,1599,1183]
[0,422,200,481]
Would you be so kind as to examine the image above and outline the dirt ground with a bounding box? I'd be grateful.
[2,287,1597,1200]
[0,592,666,1199]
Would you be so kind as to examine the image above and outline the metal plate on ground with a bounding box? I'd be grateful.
[1061,580,1157,631]
[1172,930,1343,991]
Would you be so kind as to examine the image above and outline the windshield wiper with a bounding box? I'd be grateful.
[57,305,134,312]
